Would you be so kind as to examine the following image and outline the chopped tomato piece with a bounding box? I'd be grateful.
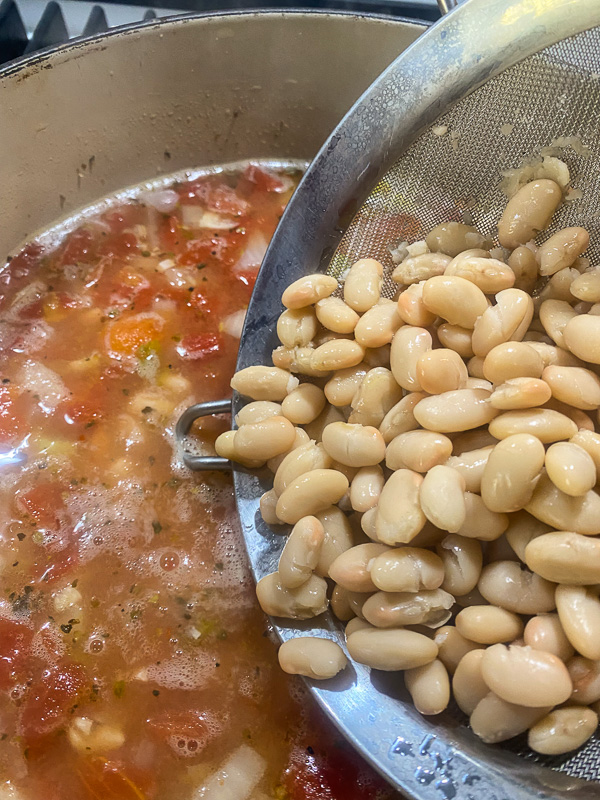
[19,662,87,741]
[62,398,101,427]
[180,178,249,216]
[159,215,182,251]
[98,232,139,260]
[242,164,287,193]
[176,332,222,361]
[59,228,96,265]
[107,314,164,357]
[189,286,221,316]
[17,482,66,530]
[0,618,33,691]
[78,757,153,800]
[35,543,79,585]
[6,242,44,278]
[101,207,145,234]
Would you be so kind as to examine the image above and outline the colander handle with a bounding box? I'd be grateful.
[175,398,233,471]
[437,0,460,13]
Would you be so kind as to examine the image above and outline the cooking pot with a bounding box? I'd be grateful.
[0,10,425,258]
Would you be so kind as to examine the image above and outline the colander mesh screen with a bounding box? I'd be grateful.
[326,25,600,781]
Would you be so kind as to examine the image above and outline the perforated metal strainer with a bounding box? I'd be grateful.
[179,1,600,797]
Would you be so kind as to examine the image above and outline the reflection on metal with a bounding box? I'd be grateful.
[175,398,232,471]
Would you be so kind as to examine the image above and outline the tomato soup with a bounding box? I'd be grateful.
[0,163,398,800]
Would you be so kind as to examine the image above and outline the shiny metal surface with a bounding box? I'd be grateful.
[176,399,232,471]
[233,0,600,797]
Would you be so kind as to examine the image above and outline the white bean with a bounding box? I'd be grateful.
[278,637,347,680]
[278,516,325,588]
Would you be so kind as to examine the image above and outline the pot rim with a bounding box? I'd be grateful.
[0,8,429,79]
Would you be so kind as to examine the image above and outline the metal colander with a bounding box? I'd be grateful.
[180,1,600,797]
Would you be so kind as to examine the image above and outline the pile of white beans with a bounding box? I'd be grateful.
[216,175,600,756]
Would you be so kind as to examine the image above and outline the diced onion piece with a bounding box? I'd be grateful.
[221,310,247,339]
[181,206,238,230]
[138,189,179,213]
[194,745,266,800]
[234,232,269,272]
[18,360,68,411]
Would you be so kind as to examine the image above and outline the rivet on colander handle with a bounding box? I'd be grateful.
[175,398,232,471]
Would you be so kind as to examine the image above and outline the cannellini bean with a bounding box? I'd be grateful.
[455,605,523,644]
[276,469,349,524]
[260,489,282,525]
[481,643,572,707]
[414,388,498,433]
[556,585,600,660]
[215,430,265,468]
[369,547,444,593]
[321,422,385,467]
[568,656,600,704]
[437,534,482,596]
[416,348,468,394]
[328,543,388,593]
[362,588,454,629]
[545,442,596,496]
[349,367,402,427]
[526,531,600,585]
[489,377,551,410]
[526,340,583,369]
[404,659,450,715]
[543,365,600,410]
[331,585,354,621]
[434,626,482,675]
[277,307,319,347]
[478,560,556,615]
[525,473,600,535]
[235,416,296,461]
[470,692,551,744]
[452,650,488,714]
[571,429,600,471]
[315,297,359,334]
[350,465,384,513]
[419,465,466,533]
[445,447,492,493]
[343,258,383,312]
[538,227,589,276]
[538,266,580,303]
[471,289,534,357]
[267,427,310,476]
[571,270,600,303]
[437,323,474,358]
[422,275,488,328]
[489,408,577,443]
[375,469,426,545]
[397,282,437,327]
[390,326,432,391]
[281,384,326,425]
[508,245,538,294]
[564,313,600,364]
[256,572,328,619]
[236,401,282,426]
[272,345,327,378]
[497,179,562,249]
[379,392,425,443]
[480,434,545,512]
[445,256,515,293]
[281,273,338,309]
[392,253,451,284]
[345,617,371,637]
[346,627,438,671]
[528,706,598,755]
[278,516,325,589]
[360,507,379,541]
[426,222,489,256]
[386,430,452,473]
[314,506,354,576]
[324,363,368,407]
[310,339,365,372]
[525,615,574,663]
[273,442,331,496]
[354,300,403,349]
[504,511,551,561]
[231,366,298,401]
[467,356,485,380]
[456,492,508,541]
[539,299,578,348]
[278,637,347,680]
[304,404,345,441]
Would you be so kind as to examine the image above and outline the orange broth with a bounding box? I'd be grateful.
[0,164,398,800]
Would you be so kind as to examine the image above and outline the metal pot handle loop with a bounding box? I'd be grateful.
[175,398,232,471]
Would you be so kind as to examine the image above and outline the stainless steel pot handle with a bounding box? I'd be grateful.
[175,398,232,471]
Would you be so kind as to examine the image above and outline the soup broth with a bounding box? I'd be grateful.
[0,163,397,800]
